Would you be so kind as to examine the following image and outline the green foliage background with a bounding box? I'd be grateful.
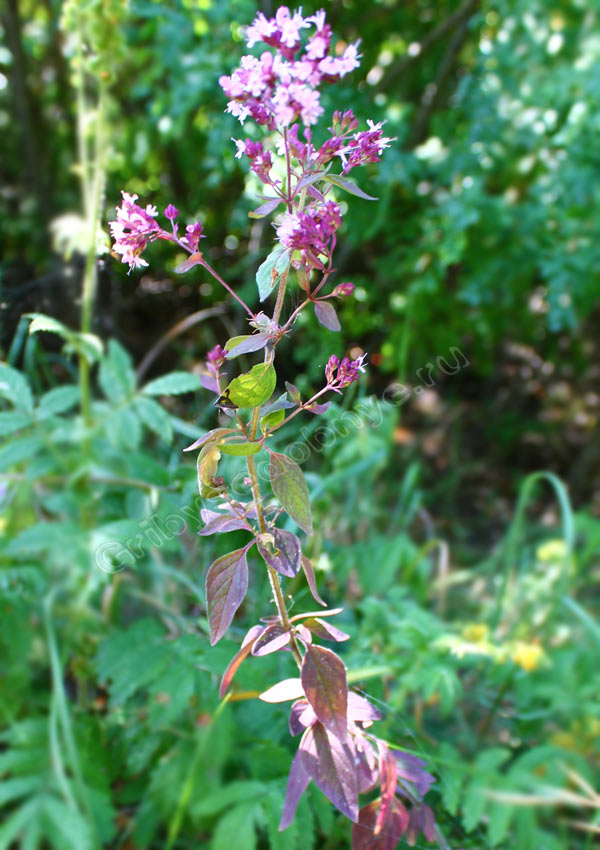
[1,1,600,848]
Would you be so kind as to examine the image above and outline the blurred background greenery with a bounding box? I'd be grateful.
[1,0,600,848]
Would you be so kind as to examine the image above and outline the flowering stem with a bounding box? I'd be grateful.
[200,258,255,318]
[266,385,331,436]
[283,128,293,211]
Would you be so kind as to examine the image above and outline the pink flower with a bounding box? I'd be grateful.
[246,6,310,56]
[325,353,367,391]
[333,281,355,297]
[184,221,204,252]
[340,119,395,173]
[275,200,341,267]
[318,43,361,78]
[220,7,361,130]
[273,82,323,126]
[110,191,162,271]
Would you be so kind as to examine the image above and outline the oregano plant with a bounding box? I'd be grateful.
[109,7,439,848]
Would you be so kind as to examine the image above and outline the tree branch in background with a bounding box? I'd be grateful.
[409,6,476,146]
[376,0,479,96]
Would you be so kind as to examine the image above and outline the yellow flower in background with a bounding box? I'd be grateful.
[462,623,489,643]
[0,517,7,534]
[537,539,567,562]
[511,640,544,671]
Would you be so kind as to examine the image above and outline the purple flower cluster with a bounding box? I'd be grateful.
[109,192,161,270]
[110,192,204,271]
[219,7,360,128]
[339,120,394,174]
[276,201,341,269]
[232,139,273,183]
[325,353,367,391]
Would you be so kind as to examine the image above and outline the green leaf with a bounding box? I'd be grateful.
[195,781,266,817]
[212,801,261,850]
[42,796,94,850]
[438,744,463,815]
[261,409,285,432]
[96,619,169,706]
[269,451,313,534]
[37,385,79,419]
[0,437,44,471]
[104,406,142,450]
[142,372,203,396]
[256,245,290,301]
[218,441,262,456]
[99,340,136,404]
[324,173,378,201]
[0,411,32,436]
[225,363,276,409]
[27,312,70,338]
[62,332,104,364]
[134,396,174,444]
[0,364,33,413]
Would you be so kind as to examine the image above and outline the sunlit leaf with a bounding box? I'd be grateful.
[269,451,313,535]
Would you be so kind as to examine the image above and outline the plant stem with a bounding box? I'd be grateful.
[200,258,255,317]
[272,266,289,325]
[44,593,99,847]
[247,407,303,667]
[79,80,108,426]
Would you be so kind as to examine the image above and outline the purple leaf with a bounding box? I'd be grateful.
[219,624,264,698]
[307,184,326,202]
[205,546,251,645]
[391,750,436,797]
[257,528,302,578]
[225,333,270,359]
[246,503,279,520]
[200,374,220,394]
[260,393,296,416]
[251,623,291,656]
[303,617,350,642]
[279,749,311,831]
[325,173,378,201]
[198,509,251,536]
[301,645,348,742]
[295,169,330,192]
[299,722,358,822]
[354,731,380,793]
[300,556,327,607]
[314,300,341,332]
[375,743,398,836]
[259,678,304,703]
[406,804,436,845]
[270,451,313,535]
[249,197,282,218]
[183,428,236,452]
[306,401,331,415]
[290,607,344,623]
[173,252,204,274]
[351,799,409,850]
[294,624,313,646]
[289,699,317,736]
[284,382,302,404]
[348,692,382,725]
